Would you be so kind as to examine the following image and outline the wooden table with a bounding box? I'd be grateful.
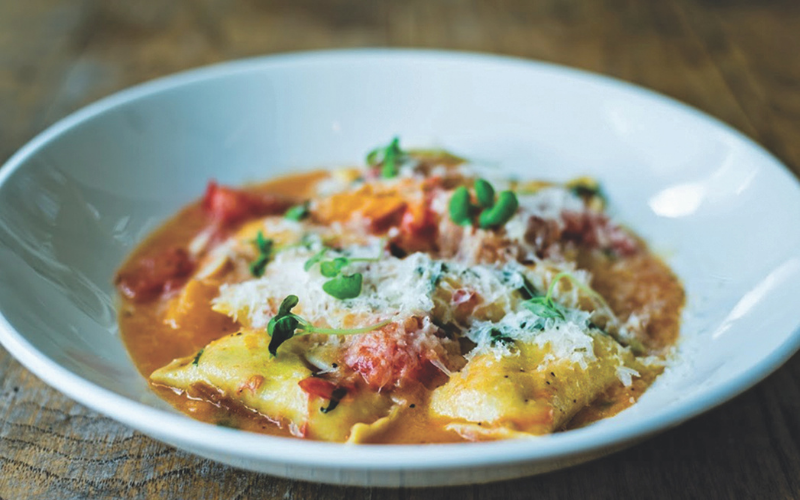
[1,0,799,498]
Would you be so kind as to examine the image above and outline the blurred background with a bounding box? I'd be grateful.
[1,1,799,499]
[2,0,799,171]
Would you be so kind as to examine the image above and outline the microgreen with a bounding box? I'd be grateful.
[320,387,348,414]
[320,257,349,278]
[522,271,645,352]
[522,272,572,320]
[322,273,363,299]
[478,190,519,229]
[366,137,406,178]
[304,248,329,271]
[568,179,608,205]
[448,186,473,226]
[284,201,310,221]
[448,179,519,229]
[304,249,380,300]
[523,298,566,320]
[266,295,391,356]
[489,328,514,346]
[249,231,274,277]
[191,348,204,366]
[474,178,495,208]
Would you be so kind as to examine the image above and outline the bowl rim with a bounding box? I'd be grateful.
[2,48,800,471]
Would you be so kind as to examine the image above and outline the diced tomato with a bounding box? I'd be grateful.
[298,377,338,400]
[394,195,438,253]
[202,180,295,226]
[116,247,195,302]
[344,318,453,390]
[368,201,408,233]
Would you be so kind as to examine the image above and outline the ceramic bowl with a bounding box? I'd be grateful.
[2,50,800,487]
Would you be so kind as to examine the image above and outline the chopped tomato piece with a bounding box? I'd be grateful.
[298,377,338,400]
[394,196,438,253]
[344,318,456,390]
[116,247,194,302]
[202,181,295,226]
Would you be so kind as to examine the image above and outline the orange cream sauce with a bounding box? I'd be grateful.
[118,171,684,442]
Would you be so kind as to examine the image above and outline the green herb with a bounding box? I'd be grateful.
[489,328,514,346]
[191,348,204,366]
[284,202,310,221]
[305,250,379,299]
[478,190,519,229]
[304,248,329,271]
[320,257,348,278]
[322,273,363,299]
[249,231,274,277]
[266,295,391,356]
[522,271,570,320]
[320,387,348,414]
[449,179,518,229]
[523,271,644,352]
[569,180,607,204]
[523,298,565,320]
[366,137,406,178]
[474,178,495,208]
[429,261,446,290]
[267,295,301,356]
[449,186,472,226]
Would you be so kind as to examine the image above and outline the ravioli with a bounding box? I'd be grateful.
[430,331,640,439]
[117,138,684,443]
[151,331,395,441]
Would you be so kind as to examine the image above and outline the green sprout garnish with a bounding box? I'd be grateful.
[489,328,514,346]
[304,249,380,300]
[284,202,310,221]
[448,186,473,226]
[191,348,204,366]
[366,137,406,179]
[304,248,329,272]
[522,271,645,354]
[448,179,519,229]
[322,273,363,299]
[478,190,519,229]
[474,178,495,208]
[249,231,274,277]
[267,295,391,356]
[523,273,567,320]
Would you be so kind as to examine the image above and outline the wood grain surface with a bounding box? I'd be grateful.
[1,0,799,498]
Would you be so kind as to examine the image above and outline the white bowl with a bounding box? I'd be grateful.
[1,49,800,487]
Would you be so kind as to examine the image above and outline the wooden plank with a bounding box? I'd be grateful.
[671,0,800,172]
[1,0,800,498]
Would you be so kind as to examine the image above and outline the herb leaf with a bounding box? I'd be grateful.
[322,273,363,299]
[304,248,328,271]
[366,137,406,179]
[478,190,519,228]
[320,387,348,414]
[449,186,473,226]
[320,257,348,278]
[191,348,204,366]
[489,328,514,346]
[266,295,390,355]
[249,231,274,277]
[474,178,496,208]
[284,202,310,221]
[267,295,301,356]
[567,178,607,205]
[523,297,566,320]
